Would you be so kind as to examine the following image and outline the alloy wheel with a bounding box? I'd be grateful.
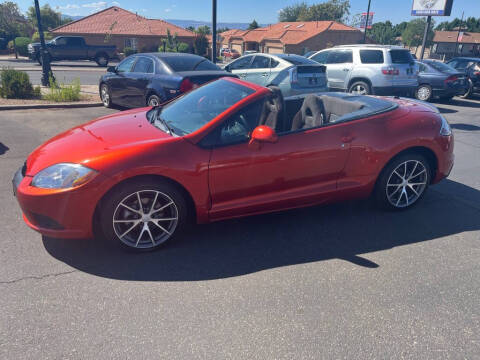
[148,96,160,107]
[100,85,110,106]
[417,86,431,101]
[386,160,428,208]
[351,84,367,95]
[113,190,179,249]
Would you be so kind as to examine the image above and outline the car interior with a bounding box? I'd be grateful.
[258,89,370,134]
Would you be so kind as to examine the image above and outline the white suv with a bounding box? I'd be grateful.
[308,45,418,96]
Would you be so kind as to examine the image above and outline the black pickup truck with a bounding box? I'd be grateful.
[28,36,117,67]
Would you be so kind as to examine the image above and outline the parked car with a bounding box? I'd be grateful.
[224,53,327,96]
[243,50,257,55]
[308,45,418,96]
[222,48,241,59]
[445,57,480,98]
[28,36,117,66]
[415,60,468,101]
[99,52,236,108]
[13,77,454,252]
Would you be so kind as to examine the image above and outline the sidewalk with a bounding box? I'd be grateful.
[0,55,109,72]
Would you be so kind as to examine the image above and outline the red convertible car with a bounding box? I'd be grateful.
[13,77,454,251]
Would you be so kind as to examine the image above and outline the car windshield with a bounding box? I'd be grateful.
[148,79,255,136]
[161,56,221,72]
[276,54,318,65]
[425,61,457,74]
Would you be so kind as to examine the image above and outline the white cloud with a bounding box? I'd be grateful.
[82,2,107,9]
[111,1,120,6]
[164,8,172,12]
[57,4,80,10]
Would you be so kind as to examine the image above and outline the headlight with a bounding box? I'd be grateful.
[31,163,98,189]
[439,115,452,136]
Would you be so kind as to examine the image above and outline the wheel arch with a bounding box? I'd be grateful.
[93,174,197,236]
[347,77,372,92]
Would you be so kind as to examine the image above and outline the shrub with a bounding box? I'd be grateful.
[31,32,54,42]
[177,42,190,53]
[123,47,136,56]
[9,37,31,57]
[0,68,37,99]
[43,77,81,102]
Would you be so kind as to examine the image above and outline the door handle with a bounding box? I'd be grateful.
[343,68,350,72]
[341,136,354,143]
[262,73,268,77]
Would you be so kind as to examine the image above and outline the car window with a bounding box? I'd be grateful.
[152,79,255,136]
[389,50,414,64]
[217,100,264,146]
[229,56,253,70]
[446,60,458,68]
[326,50,353,64]
[55,37,67,46]
[417,62,427,72]
[276,54,318,65]
[66,37,82,46]
[195,59,221,71]
[360,50,384,64]
[311,51,329,64]
[425,61,457,74]
[132,57,154,73]
[270,59,279,68]
[117,57,136,73]
[251,56,270,69]
[161,56,220,72]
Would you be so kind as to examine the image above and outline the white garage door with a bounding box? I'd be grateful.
[267,46,283,54]
[231,44,242,54]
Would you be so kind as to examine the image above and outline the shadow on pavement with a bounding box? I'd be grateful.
[450,123,480,131]
[43,179,480,282]
[0,142,9,155]
[437,107,457,114]
[443,97,480,108]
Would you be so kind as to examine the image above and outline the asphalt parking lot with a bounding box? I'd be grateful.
[0,98,479,358]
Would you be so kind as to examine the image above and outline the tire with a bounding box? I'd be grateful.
[147,94,161,107]
[415,84,432,102]
[100,179,188,252]
[100,83,113,108]
[459,79,473,99]
[348,81,371,95]
[95,53,109,67]
[375,153,431,211]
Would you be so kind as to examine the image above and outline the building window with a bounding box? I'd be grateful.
[124,38,138,50]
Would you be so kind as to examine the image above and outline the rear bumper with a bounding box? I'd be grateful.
[373,86,416,97]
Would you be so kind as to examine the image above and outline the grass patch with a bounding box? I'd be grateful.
[43,77,82,102]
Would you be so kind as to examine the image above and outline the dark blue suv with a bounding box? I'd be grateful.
[446,57,480,98]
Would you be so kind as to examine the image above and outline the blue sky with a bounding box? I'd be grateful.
[16,0,480,25]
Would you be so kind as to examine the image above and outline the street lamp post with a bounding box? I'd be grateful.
[419,15,432,60]
[212,0,217,63]
[34,0,54,86]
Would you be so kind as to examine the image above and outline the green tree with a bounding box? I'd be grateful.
[26,4,68,30]
[369,21,398,45]
[298,0,350,22]
[435,17,480,32]
[0,1,32,42]
[248,19,259,30]
[193,32,208,56]
[402,18,435,48]
[186,26,196,32]
[278,2,308,22]
[196,25,211,35]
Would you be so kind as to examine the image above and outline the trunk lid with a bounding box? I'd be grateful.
[292,64,327,88]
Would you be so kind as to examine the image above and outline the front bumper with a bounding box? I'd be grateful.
[12,165,110,239]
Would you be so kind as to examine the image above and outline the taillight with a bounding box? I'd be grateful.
[381,67,399,75]
[290,68,298,84]
[179,78,194,93]
[474,71,480,77]
[444,75,458,84]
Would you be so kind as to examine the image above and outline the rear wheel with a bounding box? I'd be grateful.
[415,84,432,102]
[375,154,431,210]
[348,81,371,95]
[147,94,161,107]
[95,53,109,67]
[100,180,188,252]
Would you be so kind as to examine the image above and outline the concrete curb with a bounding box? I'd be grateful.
[0,102,103,110]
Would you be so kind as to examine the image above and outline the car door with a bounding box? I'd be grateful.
[325,50,353,91]
[227,55,254,80]
[245,55,272,86]
[49,37,67,59]
[65,37,84,59]
[207,100,352,220]
[109,56,137,105]
[388,49,417,88]
[128,56,155,107]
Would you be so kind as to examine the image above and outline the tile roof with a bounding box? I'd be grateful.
[434,30,480,44]
[51,6,195,38]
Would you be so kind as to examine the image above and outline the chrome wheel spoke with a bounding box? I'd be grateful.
[119,221,141,238]
[151,220,172,235]
[120,203,142,215]
[151,201,174,214]
[386,160,427,208]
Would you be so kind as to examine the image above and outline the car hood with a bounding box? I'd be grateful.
[26,108,173,176]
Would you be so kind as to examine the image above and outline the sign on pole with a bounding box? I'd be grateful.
[411,0,453,16]
[360,12,374,29]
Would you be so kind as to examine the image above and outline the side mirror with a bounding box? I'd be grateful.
[107,66,117,73]
[249,125,278,149]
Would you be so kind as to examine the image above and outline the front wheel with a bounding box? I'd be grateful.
[100,83,112,108]
[348,81,371,95]
[100,180,188,252]
[95,53,109,67]
[459,79,473,99]
[147,94,161,107]
[375,154,431,210]
[415,84,432,102]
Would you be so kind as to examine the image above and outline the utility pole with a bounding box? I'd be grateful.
[212,0,217,63]
[420,15,432,60]
[454,11,464,57]
[363,0,372,44]
[34,0,54,86]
